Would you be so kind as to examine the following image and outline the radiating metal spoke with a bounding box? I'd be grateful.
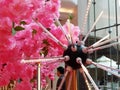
[21,56,69,63]
[92,62,120,78]
[83,11,103,42]
[76,58,99,90]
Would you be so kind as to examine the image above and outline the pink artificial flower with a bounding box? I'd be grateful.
[15,80,32,90]
[0,18,12,36]
[0,65,11,86]
[62,22,81,43]
[48,72,55,80]
[19,65,34,81]
[0,0,80,88]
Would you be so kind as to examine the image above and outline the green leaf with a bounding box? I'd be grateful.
[43,39,50,45]
[12,28,16,35]
[14,26,25,31]
[32,29,37,34]
[12,22,16,35]
[68,14,74,21]
[20,21,27,25]
[39,47,48,56]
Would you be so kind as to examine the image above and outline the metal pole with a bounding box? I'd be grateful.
[115,0,120,88]
[115,0,119,69]
[108,0,113,89]
[37,63,41,90]
[92,0,98,85]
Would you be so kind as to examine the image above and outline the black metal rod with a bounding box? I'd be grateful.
[108,0,113,89]
[115,0,120,69]
[92,0,98,85]
[92,23,120,31]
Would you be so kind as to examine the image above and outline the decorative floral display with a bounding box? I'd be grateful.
[0,0,81,89]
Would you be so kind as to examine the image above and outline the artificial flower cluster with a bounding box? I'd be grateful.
[0,0,81,89]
